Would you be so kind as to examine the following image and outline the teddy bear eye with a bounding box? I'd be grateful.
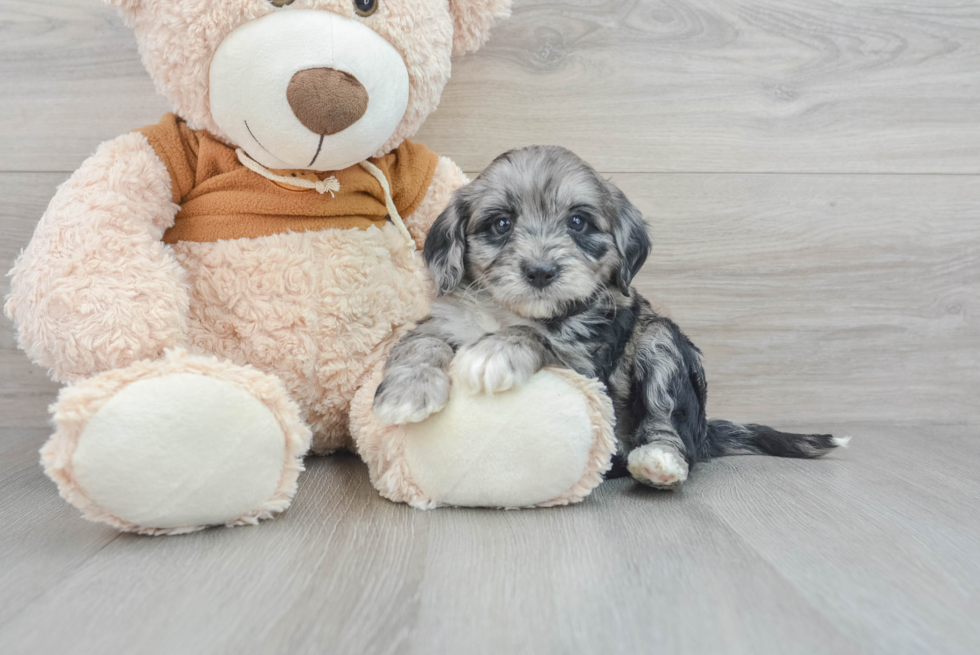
[269,0,295,6]
[354,0,379,16]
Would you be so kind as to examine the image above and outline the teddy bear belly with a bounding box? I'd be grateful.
[169,225,431,449]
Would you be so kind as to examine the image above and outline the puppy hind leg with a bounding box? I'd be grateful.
[625,322,704,489]
[627,429,690,489]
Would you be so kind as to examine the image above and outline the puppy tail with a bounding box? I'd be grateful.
[708,420,849,458]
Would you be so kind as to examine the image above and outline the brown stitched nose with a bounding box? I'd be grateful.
[286,68,369,136]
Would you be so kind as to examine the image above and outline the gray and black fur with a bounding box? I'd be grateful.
[373,146,842,488]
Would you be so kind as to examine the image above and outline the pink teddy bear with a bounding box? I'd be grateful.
[6,0,615,535]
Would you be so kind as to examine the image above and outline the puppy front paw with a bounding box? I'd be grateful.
[452,336,541,394]
[372,366,450,425]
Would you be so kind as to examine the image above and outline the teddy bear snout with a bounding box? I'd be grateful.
[287,67,369,136]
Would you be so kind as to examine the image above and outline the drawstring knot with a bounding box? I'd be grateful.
[235,148,416,258]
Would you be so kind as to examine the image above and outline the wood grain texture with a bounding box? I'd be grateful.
[2,0,979,173]
[699,426,980,655]
[0,428,120,625]
[1,427,978,655]
[617,172,980,425]
[0,173,65,429]
[425,0,980,173]
[4,172,977,427]
[2,0,980,653]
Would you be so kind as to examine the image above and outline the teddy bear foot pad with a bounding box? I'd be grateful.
[352,367,617,509]
[41,350,311,535]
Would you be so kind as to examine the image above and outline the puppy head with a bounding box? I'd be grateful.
[424,146,651,319]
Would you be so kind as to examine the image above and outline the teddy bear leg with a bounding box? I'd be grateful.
[41,349,311,535]
[350,364,617,509]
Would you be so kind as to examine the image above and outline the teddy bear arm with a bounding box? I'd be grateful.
[403,156,468,250]
[5,132,189,382]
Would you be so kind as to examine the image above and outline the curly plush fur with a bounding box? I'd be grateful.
[108,0,509,158]
[6,137,456,455]
[5,0,511,531]
[5,133,186,383]
[172,222,434,454]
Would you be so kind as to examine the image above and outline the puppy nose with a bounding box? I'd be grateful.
[523,262,559,289]
[287,68,369,136]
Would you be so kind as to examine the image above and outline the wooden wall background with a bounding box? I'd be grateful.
[2,0,978,429]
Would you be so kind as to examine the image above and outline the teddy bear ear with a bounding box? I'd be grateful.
[449,0,512,56]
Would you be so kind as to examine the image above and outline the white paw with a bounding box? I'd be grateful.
[628,444,689,489]
[452,337,539,394]
[373,366,450,425]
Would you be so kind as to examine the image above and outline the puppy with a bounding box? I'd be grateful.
[373,146,845,488]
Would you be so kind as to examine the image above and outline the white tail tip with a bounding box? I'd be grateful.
[831,436,852,448]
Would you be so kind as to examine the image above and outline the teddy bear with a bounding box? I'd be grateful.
[5,0,616,535]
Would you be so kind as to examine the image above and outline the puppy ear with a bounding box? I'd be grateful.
[424,194,471,295]
[449,0,512,56]
[608,185,651,295]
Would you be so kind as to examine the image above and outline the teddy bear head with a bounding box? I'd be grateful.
[107,0,511,171]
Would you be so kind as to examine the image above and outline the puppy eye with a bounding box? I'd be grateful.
[354,0,378,16]
[568,215,587,232]
[492,217,513,235]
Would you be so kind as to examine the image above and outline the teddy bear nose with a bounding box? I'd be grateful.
[286,68,369,136]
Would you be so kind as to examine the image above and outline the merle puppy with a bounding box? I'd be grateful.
[373,146,845,488]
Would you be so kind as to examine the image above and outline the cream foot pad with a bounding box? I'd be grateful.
[42,350,311,534]
[351,367,616,509]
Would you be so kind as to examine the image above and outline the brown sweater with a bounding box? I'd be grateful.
[137,114,439,244]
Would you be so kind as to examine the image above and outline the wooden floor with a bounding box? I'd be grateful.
[1,0,978,653]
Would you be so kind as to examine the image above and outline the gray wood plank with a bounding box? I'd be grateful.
[0,451,858,655]
[3,172,978,430]
[423,0,980,173]
[0,0,168,173]
[392,480,859,655]
[615,172,980,425]
[2,0,979,173]
[696,426,980,654]
[0,428,120,626]
[1,173,66,429]
[2,0,978,653]
[1,425,977,654]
